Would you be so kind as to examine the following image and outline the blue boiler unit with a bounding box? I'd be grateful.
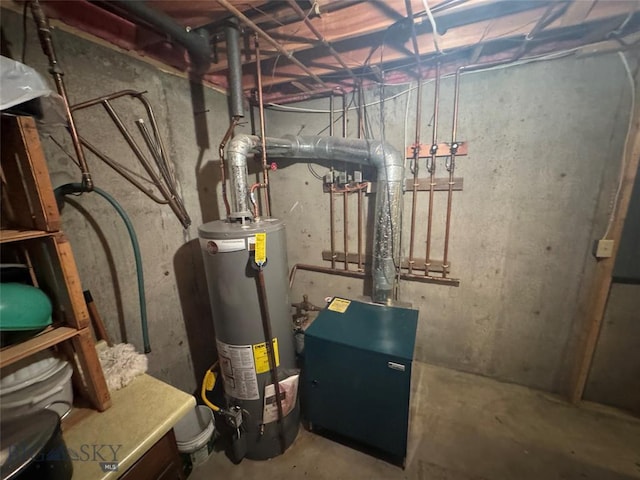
[303,298,419,465]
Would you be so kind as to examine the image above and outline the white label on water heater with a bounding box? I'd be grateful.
[216,340,259,400]
[216,238,247,253]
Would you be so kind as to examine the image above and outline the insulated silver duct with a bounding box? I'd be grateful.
[226,134,404,304]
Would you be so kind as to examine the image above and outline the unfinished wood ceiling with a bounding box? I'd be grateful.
[40,0,640,103]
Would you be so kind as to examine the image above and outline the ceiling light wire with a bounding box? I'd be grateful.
[421,0,443,54]
[266,44,594,114]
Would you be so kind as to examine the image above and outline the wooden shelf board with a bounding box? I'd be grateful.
[0,228,54,243]
[0,326,79,368]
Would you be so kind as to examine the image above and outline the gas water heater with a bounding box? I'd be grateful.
[199,218,299,460]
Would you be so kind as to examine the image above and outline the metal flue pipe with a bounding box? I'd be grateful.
[217,0,326,87]
[113,0,211,67]
[226,134,404,304]
[225,18,244,118]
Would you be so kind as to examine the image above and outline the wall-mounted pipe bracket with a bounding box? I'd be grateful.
[405,141,469,158]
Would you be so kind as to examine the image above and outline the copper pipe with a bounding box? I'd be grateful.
[425,62,440,276]
[71,89,139,111]
[71,89,190,227]
[329,95,335,136]
[342,92,347,137]
[329,176,336,269]
[329,95,336,269]
[30,0,93,191]
[408,75,423,275]
[443,68,461,278]
[289,263,365,289]
[101,100,189,227]
[78,135,168,204]
[343,191,349,271]
[136,119,185,210]
[406,0,422,276]
[216,0,327,87]
[285,0,358,85]
[357,187,363,271]
[401,272,460,286]
[255,35,271,217]
[249,182,266,218]
[288,263,460,290]
[255,267,287,454]
[358,84,365,139]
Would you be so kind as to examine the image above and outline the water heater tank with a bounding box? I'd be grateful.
[198,218,299,460]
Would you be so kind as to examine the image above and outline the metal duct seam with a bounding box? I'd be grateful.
[225,134,404,304]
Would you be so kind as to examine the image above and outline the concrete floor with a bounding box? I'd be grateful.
[191,363,640,480]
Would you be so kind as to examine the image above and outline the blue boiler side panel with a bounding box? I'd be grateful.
[303,298,419,462]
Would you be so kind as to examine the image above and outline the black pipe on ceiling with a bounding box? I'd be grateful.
[105,0,211,67]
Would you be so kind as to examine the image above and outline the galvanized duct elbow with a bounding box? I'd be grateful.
[226,134,404,304]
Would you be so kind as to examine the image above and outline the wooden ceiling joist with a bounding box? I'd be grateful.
[29,0,640,100]
[237,1,640,90]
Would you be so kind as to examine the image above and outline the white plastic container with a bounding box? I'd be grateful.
[174,405,216,471]
[0,361,73,420]
[1,350,66,394]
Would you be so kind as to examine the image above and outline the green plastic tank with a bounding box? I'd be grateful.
[0,283,52,346]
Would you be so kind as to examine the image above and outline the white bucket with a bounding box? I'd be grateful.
[174,405,215,470]
[0,361,73,420]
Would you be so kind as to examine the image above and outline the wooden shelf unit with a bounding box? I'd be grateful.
[0,228,55,243]
[0,115,111,412]
[0,326,79,368]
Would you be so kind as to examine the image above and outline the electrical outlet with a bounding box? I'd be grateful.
[594,239,614,259]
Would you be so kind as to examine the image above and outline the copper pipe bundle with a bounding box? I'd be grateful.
[71,90,191,228]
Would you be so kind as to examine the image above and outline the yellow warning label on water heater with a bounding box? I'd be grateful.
[253,338,279,374]
[328,297,351,313]
[255,233,266,265]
